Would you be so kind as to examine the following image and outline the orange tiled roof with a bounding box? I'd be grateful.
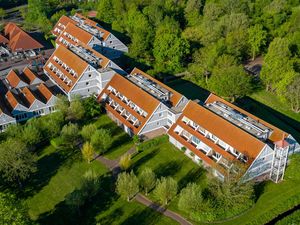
[44,45,88,93]
[168,101,266,161]
[21,87,37,107]
[6,70,23,88]
[205,94,288,143]
[98,74,160,134]
[130,68,184,107]
[5,91,19,109]
[22,67,38,84]
[37,83,54,102]
[74,13,110,40]
[52,15,76,36]
[4,23,43,52]
[59,22,93,45]
[0,34,9,44]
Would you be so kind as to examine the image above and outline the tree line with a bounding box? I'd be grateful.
[20,0,300,111]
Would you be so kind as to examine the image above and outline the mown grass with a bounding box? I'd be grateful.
[93,115,134,159]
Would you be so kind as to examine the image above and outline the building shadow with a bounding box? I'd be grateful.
[154,160,183,178]
[120,207,166,225]
[178,167,206,189]
[132,148,159,171]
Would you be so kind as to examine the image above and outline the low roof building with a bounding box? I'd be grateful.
[3,23,43,52]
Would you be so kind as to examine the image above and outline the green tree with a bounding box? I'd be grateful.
[184,0,202,26]
[50,9,66,24]
[139,168,156,195]
[178,183,204,215]
[153,17,190,73]
[284,75,300,113]
[81,142,95,163]
[55,94,69,116]
[81,124,97,141]
[116,171,139,201]
[0,192,35,225]
[0,139,37,187]
[0,8,6,21]
[91,128,112,153]
[42,111,65,138]
[96,0,114,23]
[67,98,85,121]
[154,177,177,205]
[61,123,80,148]
[208,175,254,214]
[119,153,131,171]
[83,96,102,119]
[209,55,252,101]
[21,123,42,147]
[248,24,267,60]
[260,37,292,91]
[65,189,86,215]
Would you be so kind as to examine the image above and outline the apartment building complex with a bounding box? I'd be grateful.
[168,94,300,182]
[98,68,188,138]
[43,43,124,100]
[52,13,128,59]
[0,67,60,132]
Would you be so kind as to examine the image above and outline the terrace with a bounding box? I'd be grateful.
[206,100,272,140]
[126,73,173,103]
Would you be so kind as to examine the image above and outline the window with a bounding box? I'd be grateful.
[168,111,173,117]
[156,122,160,125]
[88,74,92,78]
[159,113,163,117]
[182,116,189,124]
[191,136,200,145]
[86,82,89,86]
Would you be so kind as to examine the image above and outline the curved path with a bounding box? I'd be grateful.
[95,147,193,225]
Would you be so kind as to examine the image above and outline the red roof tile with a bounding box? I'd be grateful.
[4,23,43,52]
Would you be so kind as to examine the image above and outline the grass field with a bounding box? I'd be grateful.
[91,115,134,159]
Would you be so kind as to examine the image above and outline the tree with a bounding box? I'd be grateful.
[81,124,97,141]
[248,24,267,60]
[207,175,254,214]
[119,153,131,171]
[209,55,252,101]
[42,111,64,138]
[184,0,202,26]
[83,96,102,119]
[67,98,85,121]
[81,142,95,163]
[116,171,139,201]
[0,139,37,187]
[61,123,80,148]
[139,168,156,195]
[96,0,114,23]
[0,8,6,21]
[260,37,292,91]
[154,177,177,205]
[50,9,66,24]
[284,75,300,112]
[65,190,86,215]
[55,94,69,116]
[178,183,204,215]
[0,192,35,225]
[153,17,190,73]
[21,122,42,147]
[91,129,112,153]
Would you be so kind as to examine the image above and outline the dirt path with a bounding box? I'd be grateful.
[94,147,193,225]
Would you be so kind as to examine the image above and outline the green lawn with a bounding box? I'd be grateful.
[25,145,108,220]
[94,197,178,225]
[92,115,134,159]
[276,210,300,225]
[132,136,206,188]
[25,138,177,225]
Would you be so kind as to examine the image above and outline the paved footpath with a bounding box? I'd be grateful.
[94,147,193,225]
